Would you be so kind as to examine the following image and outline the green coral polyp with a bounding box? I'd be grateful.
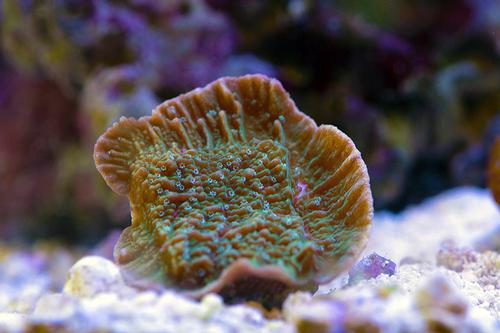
[94,75,373,306]
[130,139,319,288]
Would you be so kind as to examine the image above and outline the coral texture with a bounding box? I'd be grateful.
[94,74,372,305]
[488,136,500,204]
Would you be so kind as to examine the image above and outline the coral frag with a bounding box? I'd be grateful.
[94,75,372,306]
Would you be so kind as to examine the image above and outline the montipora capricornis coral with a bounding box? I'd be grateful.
[94,75,373,307]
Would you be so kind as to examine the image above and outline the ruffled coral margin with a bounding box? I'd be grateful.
[94,74,373,306]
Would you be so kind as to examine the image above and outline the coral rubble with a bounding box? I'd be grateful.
[285,262,498,333]
[365,187,500,264]
[0,187,498,332]
[94,74,373,306]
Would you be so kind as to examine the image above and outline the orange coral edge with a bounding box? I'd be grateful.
[95,74,373,298]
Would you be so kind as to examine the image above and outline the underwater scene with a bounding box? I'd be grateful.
[0,1,499,332]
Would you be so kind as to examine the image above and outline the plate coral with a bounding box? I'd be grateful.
[94,74,372,306]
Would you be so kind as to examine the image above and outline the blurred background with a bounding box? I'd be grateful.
[0,0,499,246]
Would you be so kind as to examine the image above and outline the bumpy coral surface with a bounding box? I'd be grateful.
[94,75,372,305]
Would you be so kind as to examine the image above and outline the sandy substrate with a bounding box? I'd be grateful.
[0,187,498,332]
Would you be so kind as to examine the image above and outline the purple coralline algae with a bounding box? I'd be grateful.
[1,0,276,92]
[348,252,396,285]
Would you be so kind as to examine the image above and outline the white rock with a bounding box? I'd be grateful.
[199,293,224,319]
[0,313,26,333]
[366,187,500,264]
[32,293,77,321]
[63,256,129,297]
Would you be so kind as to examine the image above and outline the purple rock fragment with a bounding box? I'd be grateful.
[348,253,396,285]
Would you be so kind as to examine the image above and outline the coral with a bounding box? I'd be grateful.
[488,136,500,204]
[348,252,396,285]
[94,74,373,306]
[2,0,499,234]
